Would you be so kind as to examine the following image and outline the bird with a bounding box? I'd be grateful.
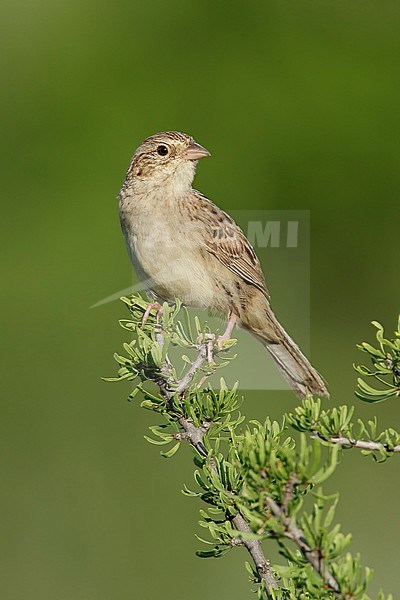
[118,131,329,398]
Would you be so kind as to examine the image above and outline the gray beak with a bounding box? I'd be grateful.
[184,141,211,161]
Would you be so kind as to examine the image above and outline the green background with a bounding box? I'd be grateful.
[1,1,399,598]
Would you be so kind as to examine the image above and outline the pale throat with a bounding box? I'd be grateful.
[131,160,197,198]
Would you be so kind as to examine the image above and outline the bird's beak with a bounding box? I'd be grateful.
[183,141,211,161]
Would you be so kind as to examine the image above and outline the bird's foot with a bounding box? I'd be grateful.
[216,312,238,351]
[216,332,231,351]
[141,302,163,327]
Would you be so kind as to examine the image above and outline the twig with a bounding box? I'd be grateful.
[178,412,278,592]
[311,433,400,454]
[281,473,298,515]
[231,512,278,592]
[173,344,208,397]
[265,497,341,594]
[152,329,278,594]
[179,415,209,458]
[146,315,344,594]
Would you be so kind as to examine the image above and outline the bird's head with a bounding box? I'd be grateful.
[121,131,210,196]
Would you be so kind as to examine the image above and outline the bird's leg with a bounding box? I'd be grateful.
[141,302,163,327]
[217,312,238,350]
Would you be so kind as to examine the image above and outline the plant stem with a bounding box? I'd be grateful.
[231,512,278,592]
[312,433,400,454]
[265,497,341,594]
[153,328,279,594]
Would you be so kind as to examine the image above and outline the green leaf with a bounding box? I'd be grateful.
[143,436,170,446]
[160,442,180,458]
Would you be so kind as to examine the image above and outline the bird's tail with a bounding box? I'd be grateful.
[251,311,329,399]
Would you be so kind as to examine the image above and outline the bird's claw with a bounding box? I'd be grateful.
[216,333,230,352]
[141,302,163,327]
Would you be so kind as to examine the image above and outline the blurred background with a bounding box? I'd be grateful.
[1,1,399,597]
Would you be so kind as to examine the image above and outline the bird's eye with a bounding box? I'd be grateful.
[157,145,169,156]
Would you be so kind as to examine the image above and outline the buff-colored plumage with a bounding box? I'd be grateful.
[118,131,329,398]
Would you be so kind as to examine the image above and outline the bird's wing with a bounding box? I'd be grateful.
[192,192,269,298]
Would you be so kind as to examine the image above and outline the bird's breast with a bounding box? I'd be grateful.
[119,198,217,308]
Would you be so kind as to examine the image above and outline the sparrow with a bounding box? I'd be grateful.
[118,131,329,398]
